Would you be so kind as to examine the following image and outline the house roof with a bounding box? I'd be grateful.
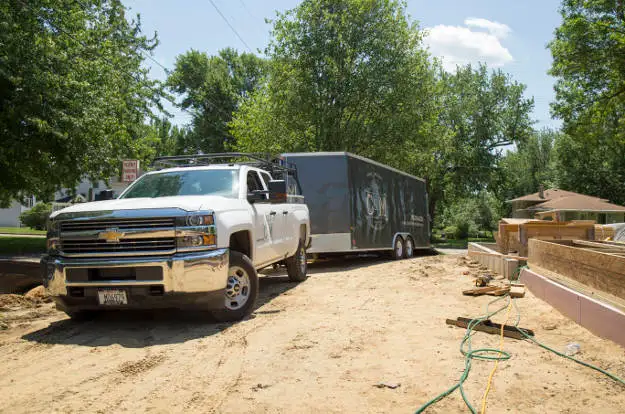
[507,188,586,203]
[528,195,625,212]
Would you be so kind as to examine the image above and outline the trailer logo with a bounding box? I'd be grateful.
[362,172,388,230]
[402,214,425,227]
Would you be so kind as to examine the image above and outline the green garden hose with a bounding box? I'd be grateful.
[415,266,625,413]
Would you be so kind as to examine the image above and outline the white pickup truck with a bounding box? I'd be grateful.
[41,154,311,321]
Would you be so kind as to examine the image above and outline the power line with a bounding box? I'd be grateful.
[208,0,253,52]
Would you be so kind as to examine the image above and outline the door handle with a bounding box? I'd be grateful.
[282,211,289,215]
[269,211,277,216]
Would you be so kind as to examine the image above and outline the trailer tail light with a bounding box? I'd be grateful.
[352,239,356,246]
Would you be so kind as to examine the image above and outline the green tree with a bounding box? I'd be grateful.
[426,64,534,219]
[167,48,267,153]
[134,118,189,167]
[549,0,625,204]
[231,0,440,162]
[499,129,557,203]
[0,0,165,207]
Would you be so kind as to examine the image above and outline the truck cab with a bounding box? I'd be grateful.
[42,154,311,321]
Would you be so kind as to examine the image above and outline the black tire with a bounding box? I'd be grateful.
[285,239,308,282]
[404,236,415,259]
[391,236,404,260]
[211,251,259,322]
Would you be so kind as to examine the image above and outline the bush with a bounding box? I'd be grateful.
[442,226,458,240]
[19,203,52,230]
[455,221,470,240]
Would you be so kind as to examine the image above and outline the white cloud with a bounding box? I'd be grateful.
[424,18,513,72]
[464,17,511,39]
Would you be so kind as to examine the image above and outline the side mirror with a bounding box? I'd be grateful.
[268,180,287,204]
[98,189,115,200]
[247,191,266,204]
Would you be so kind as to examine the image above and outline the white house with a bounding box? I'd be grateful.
[0,178,130,228]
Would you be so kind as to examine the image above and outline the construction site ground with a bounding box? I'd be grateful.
[1,254,624,413]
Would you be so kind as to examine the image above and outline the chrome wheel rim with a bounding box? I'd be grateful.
[225,266,251,310]
[298,246,307,274]
[406,239,414,257]
[395,239,404,258]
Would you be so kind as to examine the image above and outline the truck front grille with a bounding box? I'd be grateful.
[61,238,176,255]
[61,217,176,232]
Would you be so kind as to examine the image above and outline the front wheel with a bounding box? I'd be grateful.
[285,240,308,282]
[211,251,259,322]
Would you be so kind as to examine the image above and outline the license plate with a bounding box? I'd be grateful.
[97,289,128,306]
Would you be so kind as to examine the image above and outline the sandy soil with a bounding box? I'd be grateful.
[1,254,624,413]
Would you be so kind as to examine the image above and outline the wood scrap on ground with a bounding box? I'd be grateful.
[446,317,535,340]
[462,286,510,296]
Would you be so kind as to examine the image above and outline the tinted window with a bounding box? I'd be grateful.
[121,170,238,199]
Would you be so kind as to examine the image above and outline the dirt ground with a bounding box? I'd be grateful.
[1,254,624,413]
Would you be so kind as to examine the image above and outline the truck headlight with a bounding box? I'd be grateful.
[186,214,214,226]
[177,234,216,249]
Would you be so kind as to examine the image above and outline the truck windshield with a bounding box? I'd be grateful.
[120,169,239,199]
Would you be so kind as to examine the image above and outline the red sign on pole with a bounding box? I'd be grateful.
[122,160,140,182]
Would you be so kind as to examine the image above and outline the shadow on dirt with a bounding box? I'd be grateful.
[21,274,297,348]
[21,250,437,348]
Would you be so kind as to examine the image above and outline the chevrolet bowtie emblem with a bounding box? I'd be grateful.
[98,228,125,243]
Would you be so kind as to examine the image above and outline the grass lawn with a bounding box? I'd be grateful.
[0,236,46,256]
[432,237,495,249]
[0,227,46,235]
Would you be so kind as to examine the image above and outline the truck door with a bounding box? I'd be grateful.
[247,171,280,265]
[260,171,293,257]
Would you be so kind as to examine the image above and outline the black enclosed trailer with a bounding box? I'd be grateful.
[283,152,430,258]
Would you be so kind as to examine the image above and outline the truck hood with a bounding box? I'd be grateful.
[50,195,245,218]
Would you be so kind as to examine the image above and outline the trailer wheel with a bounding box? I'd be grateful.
[404,236,415,258]
[391,236,405,260]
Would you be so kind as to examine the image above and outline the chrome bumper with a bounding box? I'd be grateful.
[41,248,229,297]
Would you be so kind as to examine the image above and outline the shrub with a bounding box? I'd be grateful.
[443,226,458,240]
[455,221,470,240]
[19,203,52,230]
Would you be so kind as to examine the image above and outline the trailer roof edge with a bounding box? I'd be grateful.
[282,152,426,183]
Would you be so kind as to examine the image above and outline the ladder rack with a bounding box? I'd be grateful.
[151,153,298,178]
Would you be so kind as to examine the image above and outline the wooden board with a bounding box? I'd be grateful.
[446,317,534,340]
[528,239,625,301]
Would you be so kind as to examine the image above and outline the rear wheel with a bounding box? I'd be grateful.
[404,236,415,259]
[391,236,404,260]
[285,239,308,282]
[211,251,259,322]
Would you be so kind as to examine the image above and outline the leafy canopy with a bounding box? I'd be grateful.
[167,48,267,154]
[0,0,164,207]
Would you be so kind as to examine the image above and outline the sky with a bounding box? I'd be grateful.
[124,0,563,129]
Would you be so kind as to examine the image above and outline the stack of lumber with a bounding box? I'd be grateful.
[595,225,616,241]
[527,239,625,302]
[497,218,596,257]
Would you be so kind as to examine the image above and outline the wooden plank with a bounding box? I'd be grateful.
[528,239,625,301]
[572,239,625,251]
[463,286,501,296]
[485,287,510,296]
[456,317,535,336]
[467,251,527,261]
[445,318,532,340]
[510,285,525,298]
